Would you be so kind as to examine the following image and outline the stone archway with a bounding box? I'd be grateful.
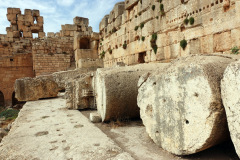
[0,91,4,107]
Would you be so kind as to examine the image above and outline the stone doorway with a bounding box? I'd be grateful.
[138,52,146,63]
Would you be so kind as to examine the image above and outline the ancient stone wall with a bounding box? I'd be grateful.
[32,37,73,76]
[0,8,100,106]
[73,17,103,69]
[0,53,34,106]
[99,0,240,67]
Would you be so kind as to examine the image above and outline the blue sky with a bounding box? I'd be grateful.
[0,0,123,34]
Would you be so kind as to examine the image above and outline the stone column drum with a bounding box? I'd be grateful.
[138,55,235,155]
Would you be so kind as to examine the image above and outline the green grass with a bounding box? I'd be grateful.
[0,109,19,120]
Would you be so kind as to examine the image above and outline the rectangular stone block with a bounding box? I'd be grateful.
[23,32,32,38]
[125,0,138,10]
[37,16,44,23]
[24,9,32,15]
[32,10,40,17]
[75,49,98,60]
[39,32,45,38]
[73,16,89,26]
[213,31,231,52]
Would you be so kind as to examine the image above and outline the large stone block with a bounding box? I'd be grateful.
[73,16,89,26]
[66,73,96,110]
[14,76,60,101]
[221,60,240,158]
[137,55,235,155]
[213,31,232,52]
[95,63,168,122]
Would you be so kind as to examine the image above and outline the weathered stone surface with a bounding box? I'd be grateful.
[96,63,168,122]
[0,98,123,160]
[90,112,102,123]
[14,76,60,101]
[65,72,96,110]
[221,60,240,158]
[137,55,235,155]
[0,128,7,142]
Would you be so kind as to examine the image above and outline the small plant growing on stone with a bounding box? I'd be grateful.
[135,26,139,31]
[140,23,144,29]
[180,39,187,50]
[160,4,164,11]
[231,46,240,55]
[189,17,195,25]
[135,15,138,18]
[184,18,189,25]
[151,33,158,54]
[156,16,159,19]
[123,43,127,49]
[141,36,145,41]
[100,51,105,59]
[160,4,165,16]
[152,5,156,11]
[152,45,158,54]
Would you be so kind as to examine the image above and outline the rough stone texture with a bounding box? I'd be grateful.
[221,60,240,158]
[65,72,96,110]
[90,112,102,123]
[0,129,7,142]
[0,98,123,160]
[14,76,60,101]
[137,55,235,155]
[99,0,240,67]
[96,63,168,122]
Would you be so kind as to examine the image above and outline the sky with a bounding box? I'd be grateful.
[0,0,123,34]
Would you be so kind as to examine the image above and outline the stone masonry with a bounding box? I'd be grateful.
[99,0,240,67]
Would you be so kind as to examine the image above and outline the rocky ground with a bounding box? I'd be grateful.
[0,96,238,160]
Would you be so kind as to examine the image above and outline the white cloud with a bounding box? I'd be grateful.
[56,0,75,7]
[0,0,124,34]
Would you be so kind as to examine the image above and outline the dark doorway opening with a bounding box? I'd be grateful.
[138,52,146,63]
[80,38,90,49]
[0,91,4,107]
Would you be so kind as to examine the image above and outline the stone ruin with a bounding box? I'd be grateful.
[2,0,240,159]
[0,8,101,106]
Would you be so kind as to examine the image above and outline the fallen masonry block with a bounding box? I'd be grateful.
[65,72,96,110]
[90,112,102,123]
[221,60,240,158]
[15,76,60,101]
[137,55,235,155]
[96,63,169,122]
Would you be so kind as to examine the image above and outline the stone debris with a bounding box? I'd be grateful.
[137,55,235,155]
[95,63,168,122]
[14,76,59,101]
[90,112,102,123]
[221,60,240,158]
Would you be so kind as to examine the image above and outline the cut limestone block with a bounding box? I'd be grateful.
[90,112,102,123]
[137,55,235,155]
[14,76,60,101]
[96,63,168,122]
[65,72,96,110]
[221,60,240,158]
